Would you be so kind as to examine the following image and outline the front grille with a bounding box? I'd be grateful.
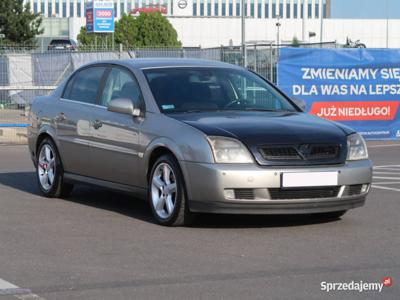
[308,145,339,159]
[234,189,255,200]
[269,186,341,200]
[259,144,340,161]
[342,184,363,196]
[259,146,300,160]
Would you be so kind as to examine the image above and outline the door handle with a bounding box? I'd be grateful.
[92,120,103,130]
[55,113,66,122]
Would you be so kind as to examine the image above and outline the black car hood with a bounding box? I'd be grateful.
[168,111,353,144]
[168,111,353,165]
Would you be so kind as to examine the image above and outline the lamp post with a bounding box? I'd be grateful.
[386,0,389,48]
[241,0,246,67]
[276,15,281,48]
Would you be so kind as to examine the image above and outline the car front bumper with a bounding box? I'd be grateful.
[181,160,373,214]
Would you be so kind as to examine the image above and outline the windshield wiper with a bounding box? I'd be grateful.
[243,108,290,112]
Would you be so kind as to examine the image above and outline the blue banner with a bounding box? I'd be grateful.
[277,48,400,140]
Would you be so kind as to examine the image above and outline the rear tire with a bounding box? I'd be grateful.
[36,138,73,198]
[148,154,192,226]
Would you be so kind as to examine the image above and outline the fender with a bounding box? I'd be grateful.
[138,137,185,188]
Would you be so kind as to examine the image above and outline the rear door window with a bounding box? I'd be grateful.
[63,66,106,104]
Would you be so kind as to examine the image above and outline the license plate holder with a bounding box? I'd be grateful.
[281,171,338,188]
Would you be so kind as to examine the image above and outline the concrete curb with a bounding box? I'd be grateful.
[0,127,28,145]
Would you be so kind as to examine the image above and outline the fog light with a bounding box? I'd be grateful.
[361,184,369,193]
[224,189,235,199]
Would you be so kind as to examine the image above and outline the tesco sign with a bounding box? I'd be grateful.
[86,0,114,33]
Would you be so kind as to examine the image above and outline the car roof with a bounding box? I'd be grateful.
[86,58,243,71]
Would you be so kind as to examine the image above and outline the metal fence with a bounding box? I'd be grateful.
[0,41,338,129]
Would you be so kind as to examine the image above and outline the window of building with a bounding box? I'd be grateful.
[70,3,74,17]
[229,0,233,16]
[77,0,81,17]
[200,0,204,16]
[48,3,52,17]
[300,0,303,18]
[120,3,124,15]
[193,0,197,16]
[315,3,319,18]
[250,0,254,17]
[207,0,211,16]
[41,2,45,15]
[244,0,247,16]
[257,3,261,18]
[293,0,297,18]
[222,3,226,16]
[308,2,312,18]
[236,3,240,16]
[279,0,283,18]
[64,67,107,104]
[323,0,327,18]
[272,0,276,18]
[265,2,269,18]
[62,0,66,17]
[215,3,219,15]
[128,2,132,15]
[286,2,290,18]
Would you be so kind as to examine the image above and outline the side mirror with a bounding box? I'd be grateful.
[107,98,141,117]
[292,98,307,112]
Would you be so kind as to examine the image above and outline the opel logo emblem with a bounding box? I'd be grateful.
[178,0,187,9]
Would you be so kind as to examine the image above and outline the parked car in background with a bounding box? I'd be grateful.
[27,59,372,226]
[48,39,77,51]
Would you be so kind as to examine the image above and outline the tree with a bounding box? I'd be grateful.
[0,0,43,44]
[291,36,300,47]
[134,12,181,47]
[77,27,114,49]
[114,14,138,47]
[77,12,181,48]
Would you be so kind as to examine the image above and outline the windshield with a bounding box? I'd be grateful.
[143,67,297,113]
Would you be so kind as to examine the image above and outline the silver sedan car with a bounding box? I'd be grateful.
[28,59,372,226]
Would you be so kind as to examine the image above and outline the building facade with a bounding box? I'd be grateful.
[26,0,330,19]
[23,0,400,48]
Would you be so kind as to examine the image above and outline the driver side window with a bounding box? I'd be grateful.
[100,67,142,107]
[229,74,283,110]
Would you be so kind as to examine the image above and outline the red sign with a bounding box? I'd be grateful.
[86,10,93,23]
[309,101,399,121]
[96,9,113,18]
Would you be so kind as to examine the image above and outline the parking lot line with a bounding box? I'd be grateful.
[368,144,400,148]
[0,278,45,300]
[373,182,400,185]
[373,165,400,169]
[373,176,400,180]
[372,185,400,192]
[373,171,400,174]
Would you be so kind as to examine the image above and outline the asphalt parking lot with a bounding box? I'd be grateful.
[0,141,399,300]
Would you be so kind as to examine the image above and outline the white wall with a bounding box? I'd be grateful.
[68,17,400,48]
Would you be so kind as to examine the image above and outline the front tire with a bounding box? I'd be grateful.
[148,154,192,226]
[36,138,73,198]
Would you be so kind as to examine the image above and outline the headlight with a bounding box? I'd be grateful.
[207,136,253,163]
[347,133,368,161]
